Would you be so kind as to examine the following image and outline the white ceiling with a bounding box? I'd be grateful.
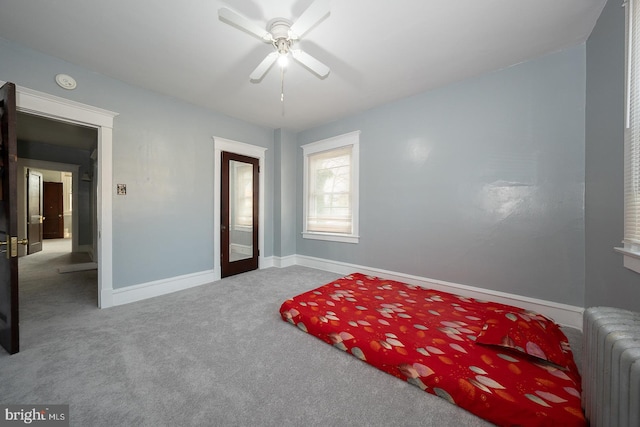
[0,0,607,132]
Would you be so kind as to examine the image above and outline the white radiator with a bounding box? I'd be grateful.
[582,307,640,427]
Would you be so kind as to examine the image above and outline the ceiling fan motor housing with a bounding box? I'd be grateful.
[268,18,292,38]
[275,38,291,55]
[268,19,294,54]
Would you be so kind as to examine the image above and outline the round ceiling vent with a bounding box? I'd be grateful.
[55,74,77,90]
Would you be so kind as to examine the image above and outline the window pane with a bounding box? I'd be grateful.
[302,131,360,243]
[308,147,352,234]
[626,0,640,245]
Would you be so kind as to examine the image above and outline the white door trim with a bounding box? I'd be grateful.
[212,136,266,281]
[5,81,118,308]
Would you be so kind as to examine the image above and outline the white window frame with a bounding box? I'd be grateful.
[617,0,640,273]
[302,131,360,244]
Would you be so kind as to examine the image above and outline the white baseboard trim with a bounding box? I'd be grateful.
[58,262,97,273]
[86,246,95,261]
[271,255,297,268]
[294,255,584,330]
[230,243,252,256]
[112,269,216,306]
[104,253,583,329]
[77,244,92,254]
[261,256,274,269]
[99,287,113,309]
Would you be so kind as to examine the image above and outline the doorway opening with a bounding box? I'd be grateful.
[16,113,99,307]
[0,81,116,354]
[9,82,117,308]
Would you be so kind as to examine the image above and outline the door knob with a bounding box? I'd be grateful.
[0,237,28,258]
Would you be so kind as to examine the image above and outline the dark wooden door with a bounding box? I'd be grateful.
[27,169,43,254]
[221,151,259,278]
[0,82,20,354]
[43,181,63,239]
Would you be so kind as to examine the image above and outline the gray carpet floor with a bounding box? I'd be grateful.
[1,241,582,426]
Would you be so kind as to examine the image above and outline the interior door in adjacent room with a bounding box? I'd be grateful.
[43,181,63,239]
[26,169,43,254]
[221,151,259,278]
[0,82,21,354]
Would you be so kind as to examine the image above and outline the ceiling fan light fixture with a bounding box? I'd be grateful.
[218,0,331,83]
[274,38,291,68]
[277,53,289,68]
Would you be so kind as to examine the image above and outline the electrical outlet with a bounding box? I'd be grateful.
[116,184,127,195]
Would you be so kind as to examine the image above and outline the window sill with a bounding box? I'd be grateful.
[614,247,640,274]
[302,231,359,244]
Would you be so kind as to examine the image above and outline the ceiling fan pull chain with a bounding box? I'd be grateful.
[281,66,286,116]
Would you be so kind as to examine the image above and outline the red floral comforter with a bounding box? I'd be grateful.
[279,273,585,427]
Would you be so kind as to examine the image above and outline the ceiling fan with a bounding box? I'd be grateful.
[218,0,331,82]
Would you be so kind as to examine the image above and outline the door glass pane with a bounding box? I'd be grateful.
[229,160,253,262]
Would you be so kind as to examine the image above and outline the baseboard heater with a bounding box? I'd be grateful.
[583,307,640,426]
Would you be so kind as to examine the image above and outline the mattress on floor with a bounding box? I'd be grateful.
[280,273,585,427]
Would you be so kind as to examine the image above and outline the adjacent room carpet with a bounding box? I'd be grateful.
[1,241,581,426]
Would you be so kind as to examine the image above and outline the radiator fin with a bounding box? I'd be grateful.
[583,307,640,427]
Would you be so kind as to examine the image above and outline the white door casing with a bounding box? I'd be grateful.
[4,81,118,308]
[213,136,266,281]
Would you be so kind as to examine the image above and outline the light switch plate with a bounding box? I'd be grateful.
[116,184,126,195]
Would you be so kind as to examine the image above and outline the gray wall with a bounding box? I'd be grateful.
[585,0,640,309]
[273,129,297,258]
[0,37,274,289]
[297,46,587,307]
[3,1,636,310]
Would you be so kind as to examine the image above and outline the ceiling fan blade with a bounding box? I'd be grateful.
[289,0,330,39]
[218,8,272,42]
[291,49,330,78]
[250,52,279,81]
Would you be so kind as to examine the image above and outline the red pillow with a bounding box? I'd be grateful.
[475,309,577,371]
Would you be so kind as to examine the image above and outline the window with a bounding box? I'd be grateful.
[619,0,640,272]
[302,131,360,243]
